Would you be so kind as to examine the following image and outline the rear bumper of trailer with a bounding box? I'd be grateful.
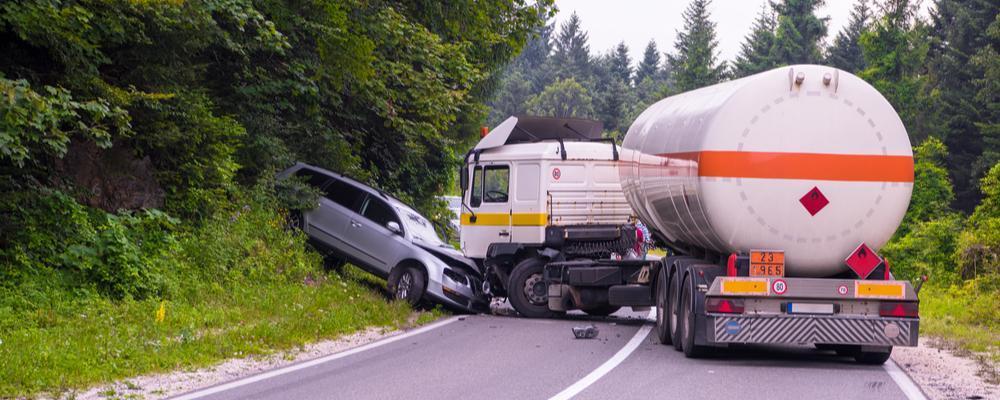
[708,314,918,346]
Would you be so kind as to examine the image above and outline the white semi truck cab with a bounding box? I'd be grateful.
[460,65,920,365]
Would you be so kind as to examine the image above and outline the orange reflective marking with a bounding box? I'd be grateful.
[656,151,913,182]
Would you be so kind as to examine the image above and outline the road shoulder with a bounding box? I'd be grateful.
[893,337,1000,400]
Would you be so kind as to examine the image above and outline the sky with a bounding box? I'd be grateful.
[551,0,928,65]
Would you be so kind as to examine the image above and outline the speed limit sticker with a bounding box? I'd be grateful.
[837,284,849,295]
[771,279,788,295]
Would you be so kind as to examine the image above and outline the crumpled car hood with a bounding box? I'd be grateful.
[414,241,481,277]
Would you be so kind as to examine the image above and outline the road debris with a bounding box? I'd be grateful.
[572,325,599,339]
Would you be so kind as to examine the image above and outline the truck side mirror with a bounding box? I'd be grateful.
[459,165,469,191]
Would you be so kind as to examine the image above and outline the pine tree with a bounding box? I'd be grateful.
[770,0,829,65]
[634,40,661,86]
[732,4,778,78]
[610,42,632,84]
[827,0,872,73]
[667,0,727,92]
[551,12,592,81]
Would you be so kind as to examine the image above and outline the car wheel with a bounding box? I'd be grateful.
[388,265,426,307]
[583,305,621,317]
[681,274,709,358]
[286,210,304,231]
[854,348,892,365]
[323,255,345,272]
[669,267,683,350]
[655,266,671,345]
[508,257,557,319]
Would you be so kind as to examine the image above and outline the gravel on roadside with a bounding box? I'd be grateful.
[893,337,1000,400]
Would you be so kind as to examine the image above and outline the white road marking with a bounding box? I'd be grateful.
[549,309,656,400]
[170,316,462,400]
[884,358,929,400]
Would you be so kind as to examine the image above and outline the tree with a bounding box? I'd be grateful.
[900,137,956,236]
[770,0,829,65]
[826,0,872,73]
[526,77,594,118]
[667,0,726,92]
[610,42,632,84]
[732,4,778,78]
[635,40,661,86]
[551,12,592,81]
[926,0,1000,211]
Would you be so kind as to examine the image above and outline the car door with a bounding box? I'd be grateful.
[343,194,409,276]
[303,172,366,257]
[462,163,513,257]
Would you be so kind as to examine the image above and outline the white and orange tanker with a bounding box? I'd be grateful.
[459,65,920,364]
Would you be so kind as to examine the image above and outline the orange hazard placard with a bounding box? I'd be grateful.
[750,250,785,277]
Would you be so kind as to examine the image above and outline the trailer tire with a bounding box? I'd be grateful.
[669,267,684,350]
[681,274,709,358]
[854,348,892,365]
[508,257,557,319]
[654,266,672,345]
[583,305,621,317]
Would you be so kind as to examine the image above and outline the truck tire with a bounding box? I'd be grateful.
[854,348,892,365]
[654,266,672,345]
[508,257,557,318]
[681,274,710,358]
[388,265,426,307]
[668,267,684,350]
[583,305,621,317]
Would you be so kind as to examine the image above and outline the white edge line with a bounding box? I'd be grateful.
[170,316,462,400]
[549,310,656,400]
[884,358,929,400]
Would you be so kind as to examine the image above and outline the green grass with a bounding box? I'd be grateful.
[918,283,1000,382]
[0,264,440,398]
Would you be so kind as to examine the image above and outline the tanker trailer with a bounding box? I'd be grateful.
[544,65,920,364]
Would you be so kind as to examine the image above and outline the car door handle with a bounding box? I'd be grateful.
[350,220,362,228]
[498,230,510,237]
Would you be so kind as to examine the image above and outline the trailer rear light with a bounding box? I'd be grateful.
[727,253,737,276]
[878,301,918,318]
[706,298,745,314]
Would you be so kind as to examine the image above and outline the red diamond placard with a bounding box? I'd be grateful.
[799,186,829,216]
[845,242,882,279]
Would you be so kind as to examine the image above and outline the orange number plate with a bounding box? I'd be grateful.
[750,250,785,277]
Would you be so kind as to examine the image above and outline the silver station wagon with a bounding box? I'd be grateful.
[278,163,487,313]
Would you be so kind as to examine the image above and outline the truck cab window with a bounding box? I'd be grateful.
[470,166,484,207]
[483,165,509,203]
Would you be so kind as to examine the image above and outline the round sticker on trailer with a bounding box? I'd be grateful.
[771,279,788,295]
[837,284,849,295]
[552,168,561,180]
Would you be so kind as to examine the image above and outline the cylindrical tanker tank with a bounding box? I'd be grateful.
[620,65,913,277]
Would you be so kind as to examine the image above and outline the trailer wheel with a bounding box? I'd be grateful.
[681,274,709,358]
[668,268,683,350]
[654,266,671,345]
[854,348,892,365]
[583,305,621,317]
[508,257,557,318]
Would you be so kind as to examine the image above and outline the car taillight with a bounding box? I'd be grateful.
[879,301,918,318]
[706,298,745,314]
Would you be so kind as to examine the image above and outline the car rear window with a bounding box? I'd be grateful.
[323,179,366,211]
[362,197,400,228]
[294,168,331,188]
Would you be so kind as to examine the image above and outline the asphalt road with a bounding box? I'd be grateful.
[174,308,922,400]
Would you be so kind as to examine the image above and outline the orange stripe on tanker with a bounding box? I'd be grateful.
[651,151,913,182]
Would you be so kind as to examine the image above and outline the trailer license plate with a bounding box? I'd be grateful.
[787,303,835,315]
[750,250,785,277]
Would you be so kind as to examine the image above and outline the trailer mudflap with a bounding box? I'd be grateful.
[709,314,919,347]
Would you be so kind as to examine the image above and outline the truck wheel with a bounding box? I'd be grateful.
[388,265,426,307]
[854,348,892,365]
[583,305,621,317]
[669,268,684,350]
[681,274,709,358]
[509,257,557,318]
[654,266,672,345]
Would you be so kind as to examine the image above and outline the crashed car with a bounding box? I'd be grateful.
[278,163,488,313]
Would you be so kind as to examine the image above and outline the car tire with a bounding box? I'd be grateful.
[854,348,892,365]
[583,305,621,317]
[286,210,304,231]
[669,267,684,351]
[508,257,557,319]
[681,274,709,358]
[388,265,426,307]
[655,266,672,345]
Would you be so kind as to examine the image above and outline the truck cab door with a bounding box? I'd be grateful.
[461,163,512,258]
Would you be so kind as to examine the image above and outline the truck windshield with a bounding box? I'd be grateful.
[396,206,446,246]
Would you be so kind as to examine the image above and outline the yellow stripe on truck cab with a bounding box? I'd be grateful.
[461,213,547,226]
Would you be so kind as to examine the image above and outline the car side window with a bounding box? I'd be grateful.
[361,196,400,229]
[294,168,331,189]
[323,178,366,211]
[470,166,484,207]
[483,165,509,203]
